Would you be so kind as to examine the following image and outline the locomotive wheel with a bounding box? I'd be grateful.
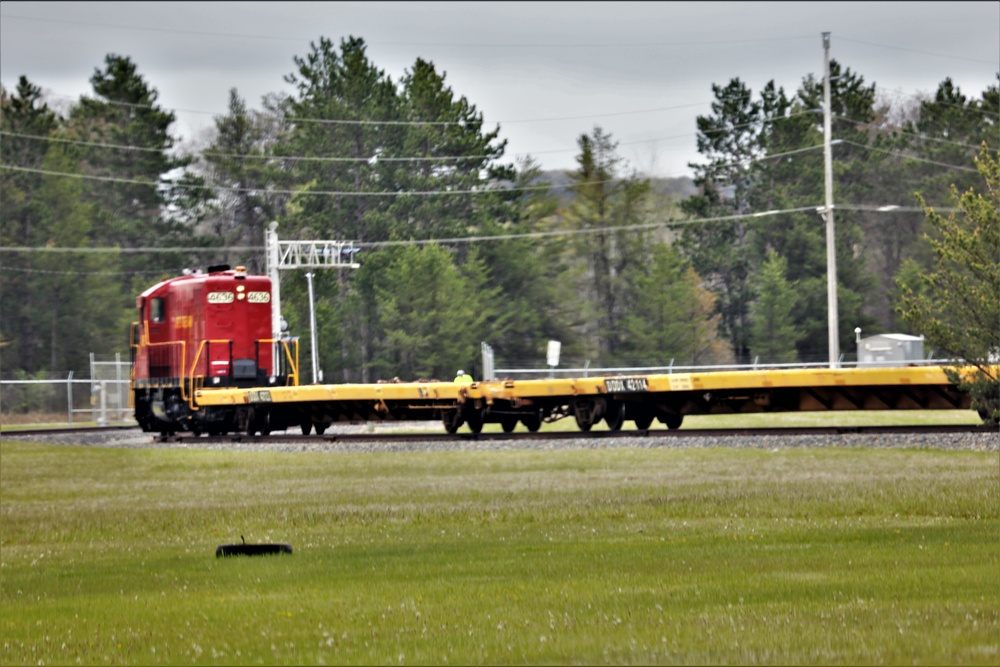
[521,412,541,432]
[501,417,518,433]
[604,402,625,432]
[243,409,271,436]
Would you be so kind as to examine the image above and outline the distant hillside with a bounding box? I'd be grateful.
[533,170,697,204]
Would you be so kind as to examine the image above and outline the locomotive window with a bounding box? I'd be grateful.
[150,297,166,323]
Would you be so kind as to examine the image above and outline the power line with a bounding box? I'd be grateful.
[0,203,959,257]
[0,162,562,194]
[0,131,497,163]
[0,266,176,275]
[32,90,727,127]
[836,140,980,172]
[837,36,999,66]
[0,108,824,163]
[0,12,814,50]
[835,117,997,150]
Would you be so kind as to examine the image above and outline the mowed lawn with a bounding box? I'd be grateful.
[1,440,997,665]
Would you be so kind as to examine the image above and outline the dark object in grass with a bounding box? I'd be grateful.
[216,536,293,557]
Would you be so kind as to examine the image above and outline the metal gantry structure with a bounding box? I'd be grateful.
[265,222,360,382]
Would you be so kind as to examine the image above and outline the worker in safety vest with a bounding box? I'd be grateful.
[455,369,473,384]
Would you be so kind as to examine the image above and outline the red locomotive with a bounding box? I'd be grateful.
[129,264,298,434]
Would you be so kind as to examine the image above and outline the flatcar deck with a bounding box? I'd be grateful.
[191,365,977,434]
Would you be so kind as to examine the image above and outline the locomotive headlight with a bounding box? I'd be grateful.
[211,377,221,385]
[238,293,245,300]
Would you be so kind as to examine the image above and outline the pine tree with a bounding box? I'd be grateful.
[619,244,730,366]
[0,77,60,372]
[565,126,652,361]
[203,88,291,273]
[749,250,803,363]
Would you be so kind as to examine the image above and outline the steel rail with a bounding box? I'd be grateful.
[155,423,992,445]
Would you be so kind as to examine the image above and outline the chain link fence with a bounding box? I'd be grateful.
[1,354,133,428]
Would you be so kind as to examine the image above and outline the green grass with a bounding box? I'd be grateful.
[1,441,997,665]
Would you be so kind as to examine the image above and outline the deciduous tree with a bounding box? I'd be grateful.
[897,146,999,424]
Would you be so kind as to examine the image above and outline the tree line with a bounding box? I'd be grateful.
[1,36,997,386]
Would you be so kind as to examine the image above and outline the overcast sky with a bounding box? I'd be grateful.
[2,1,997,178]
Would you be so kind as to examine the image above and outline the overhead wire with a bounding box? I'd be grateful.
[0,109,829,165]
[0,12,815,50]
[0,203,960,259]
[1,130,981,195]
[835,139,980,172]
[834,116,998,151]
[835,36,999,66]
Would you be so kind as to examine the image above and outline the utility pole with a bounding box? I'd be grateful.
[822,31,840,369]
[266,222,282,343]
[306,272,320,383]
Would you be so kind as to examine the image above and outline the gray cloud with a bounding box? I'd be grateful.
[2,1,997,177]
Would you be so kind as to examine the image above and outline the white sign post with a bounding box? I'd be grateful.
[546,340,561,378]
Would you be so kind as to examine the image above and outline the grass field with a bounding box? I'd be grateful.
[1,438,997,665]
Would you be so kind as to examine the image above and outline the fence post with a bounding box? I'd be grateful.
[116,352,124,421]
[67,371,74,425]
[97,381,107,426]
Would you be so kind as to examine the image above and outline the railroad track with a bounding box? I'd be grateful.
[1,424,138,438]
[159,423,991,444]
[4,423,992,445]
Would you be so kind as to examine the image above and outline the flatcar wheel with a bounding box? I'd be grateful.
[466,408,484,434]
[315,423,327,436]
[442,410,463,434]
[300,421,312,435]
[604,402,625,432]
[661,413,684,430]
[574,413,594,432]
[634,414,653,430]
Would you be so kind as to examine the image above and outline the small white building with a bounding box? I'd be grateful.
[856,333,926,366]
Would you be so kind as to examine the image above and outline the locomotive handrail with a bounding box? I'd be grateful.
[187,339,237,410]
[260,338,300,387]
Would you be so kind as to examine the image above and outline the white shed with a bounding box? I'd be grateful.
[856,333,925,366]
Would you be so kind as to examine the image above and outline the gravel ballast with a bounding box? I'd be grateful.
[4,424,997,454]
